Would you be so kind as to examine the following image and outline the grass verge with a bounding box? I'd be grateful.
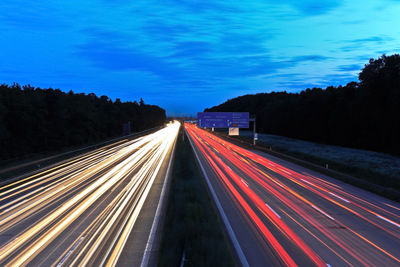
[158,128,236,267]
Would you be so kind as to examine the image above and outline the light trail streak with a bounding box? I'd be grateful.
[186,124,325,267]
[311,205,335,220]
[0,121,180,266]
[384,202,400,211]
[377,215,400,228]
[265,203,281,219]
[185,123,400,266]
[56,236,84,267]
[200,125,400,234]
[328,192,350,203]
[280,208,354,266]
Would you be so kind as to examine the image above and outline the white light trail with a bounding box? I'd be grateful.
[0,121,180,266]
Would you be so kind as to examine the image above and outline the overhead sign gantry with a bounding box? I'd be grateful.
[197,112,249,128]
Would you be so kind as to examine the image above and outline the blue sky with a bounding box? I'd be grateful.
[1,1,399,115]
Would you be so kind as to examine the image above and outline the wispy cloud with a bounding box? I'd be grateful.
[282,0,343,14]
[336,64,362,72]
[76,41,181,78]
[0,1,66,30]
[1,0,399,114]
[350,36,394,44]
[340,35,395,52]
[287,55,332,63]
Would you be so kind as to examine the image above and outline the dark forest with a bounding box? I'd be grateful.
[206,54,400,155]
[0,85,166,160]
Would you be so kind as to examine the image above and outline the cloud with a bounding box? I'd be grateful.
[288,55,331,62]
[0,1,66,30]
[286,0,343,14]
[321,73,357,85]
[278,82,323,91]
[217,33,274,54]
[80,28,125,41]
[76,41,181,78]
[181,53,290,79]
[276,73,357,91]
[336,64,362,72]
[341,19,366,25]
[350,36,394,44]
[172,41,212,58]
[165,0,238,13]
[339,35,395,52]
[1,0,399,115]
[142,22,191,42]
[168,0,344,15]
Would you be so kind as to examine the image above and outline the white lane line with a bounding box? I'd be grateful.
[265,203,281,219]
[301,179,315,186]
[271,180,284,188]
[280,169,291,175]
[311,205,335,221]
[57,236,84,267]
[140,132,177,267]
[241,179,249,187]
[187,129,249,267]
[329,192,350,203]
[377,215,400,228]
[326,264,332,267]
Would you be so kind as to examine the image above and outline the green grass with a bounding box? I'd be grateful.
[158,129,236,267]
[275,146,399,188]
[272,146,400,198]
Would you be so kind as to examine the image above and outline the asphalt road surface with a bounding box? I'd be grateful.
[0,121,179,266]
[185,123,400,267]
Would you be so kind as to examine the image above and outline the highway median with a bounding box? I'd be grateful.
[158,125,236,267]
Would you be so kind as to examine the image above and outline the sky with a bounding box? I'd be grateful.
[0,1,399,115]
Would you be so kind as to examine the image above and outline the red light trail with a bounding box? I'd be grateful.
[185,123,400,266]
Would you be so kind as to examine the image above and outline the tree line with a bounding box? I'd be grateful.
[0,84,166,160]
[205,54,400,155]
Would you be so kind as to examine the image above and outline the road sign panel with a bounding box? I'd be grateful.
[197,112,249,128]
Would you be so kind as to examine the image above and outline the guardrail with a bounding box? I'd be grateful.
[0,126,163,183]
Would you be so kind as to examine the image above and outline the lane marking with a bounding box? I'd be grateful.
[377,215,400,228]
[265,203,281,219]
[56,236,84,267]
[301,179,315,186]
[280,169,291,175]
[140,131,178,267]
[311,205,335,221]
[186,129,250,267]
[241,179,249,187]
[329,192,350,203]
[271,180,284,188]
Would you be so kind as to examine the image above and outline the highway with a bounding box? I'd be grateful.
[0,121,180,266]
[185,123,400,267]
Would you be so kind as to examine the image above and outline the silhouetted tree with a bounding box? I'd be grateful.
[206,54,400,155]
[0,85,166,160]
